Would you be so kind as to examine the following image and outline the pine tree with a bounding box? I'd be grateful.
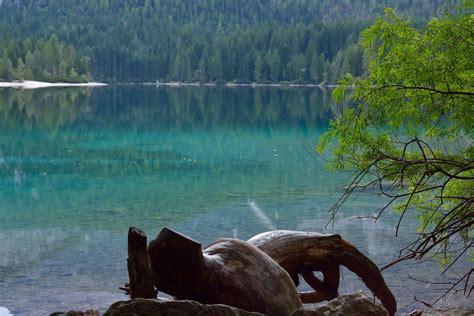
[15,57,26,80]
[211,50,223,80]
[0,54,14,81]
[265,49,281,82]
[310,53,319,83]
[254,54,263,82]
[42,35,60,78]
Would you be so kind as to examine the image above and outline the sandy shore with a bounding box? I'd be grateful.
[0,80,107,89]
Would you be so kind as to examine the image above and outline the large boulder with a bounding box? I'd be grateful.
[104,298,264,316]
[292,292,389,316]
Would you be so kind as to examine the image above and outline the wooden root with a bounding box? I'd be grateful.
[248,230,397,316]
[147,227,302,316]
[127,226,156,299]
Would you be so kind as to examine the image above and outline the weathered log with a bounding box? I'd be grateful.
[148,227,302,316]
[127,226,156,299]
[248,230,397,316]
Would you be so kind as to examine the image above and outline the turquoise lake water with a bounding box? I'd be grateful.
[0,86,470,315]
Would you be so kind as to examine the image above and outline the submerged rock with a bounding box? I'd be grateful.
[408,307,474,315]
[50,310,100,316]
[292,292,389,316]
[104,298,264,316]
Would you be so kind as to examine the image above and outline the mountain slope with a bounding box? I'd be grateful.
[0,0,451,82]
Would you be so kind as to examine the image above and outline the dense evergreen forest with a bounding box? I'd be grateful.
[0,35,91,82]
[0,0,450,83]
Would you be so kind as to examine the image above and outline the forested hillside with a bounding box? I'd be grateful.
[0,35,91,82]
[0,0,451,83]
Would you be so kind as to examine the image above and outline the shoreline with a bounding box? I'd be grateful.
[0,80,338,89]
[0,80,108,89]
[141,81,339,88]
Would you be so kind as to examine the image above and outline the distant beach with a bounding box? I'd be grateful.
[0,81,107,89]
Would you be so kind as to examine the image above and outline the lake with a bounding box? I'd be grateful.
[0,86,470,315]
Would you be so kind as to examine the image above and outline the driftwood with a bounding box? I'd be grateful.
[248,230,397,316]
[126,227,396,315]
[127,227,156,299]
[147,227,302,316]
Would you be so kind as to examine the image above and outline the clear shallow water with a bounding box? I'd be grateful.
[0,86,470,315]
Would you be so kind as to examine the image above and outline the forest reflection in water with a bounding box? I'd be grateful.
[0,85,339,232]
[0,85,338,131]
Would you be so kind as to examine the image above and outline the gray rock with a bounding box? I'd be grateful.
[407,307,474,315]
[292,292,389,316]
[104,298,265,316]
[50,310,100,316]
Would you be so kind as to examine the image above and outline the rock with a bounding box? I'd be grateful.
[291,292,389,316]
[50,310,100,316]
[408,307,474,315]
[103,298,264,316]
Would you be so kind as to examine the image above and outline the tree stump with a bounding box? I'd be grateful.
[148,227,302,316]
[127,226,156,299]
[248,230,397,316]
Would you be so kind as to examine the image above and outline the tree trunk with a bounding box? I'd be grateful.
[127,226,156,299]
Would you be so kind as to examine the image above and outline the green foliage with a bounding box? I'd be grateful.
[0,35,91,82]
[319,8,473,283]
[0,0,450,83]
[0,54,14,81]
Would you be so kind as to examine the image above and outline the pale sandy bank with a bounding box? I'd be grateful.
[0,80,107,89]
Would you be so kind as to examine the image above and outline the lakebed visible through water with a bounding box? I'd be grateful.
[0,86,470,315]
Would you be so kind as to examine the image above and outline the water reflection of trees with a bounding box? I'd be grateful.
[88,86,338,130]
[0,86,337,131]
[0,85,338,180]
[0,88,92,130]
[0,86,338,230]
